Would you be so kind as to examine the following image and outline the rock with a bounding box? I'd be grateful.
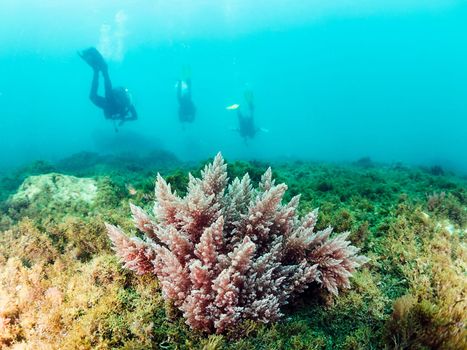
[9,173,97,206]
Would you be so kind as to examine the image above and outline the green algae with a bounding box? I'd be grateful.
[0,155,465,349]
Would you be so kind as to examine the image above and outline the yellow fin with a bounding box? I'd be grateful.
[226,104,240,110]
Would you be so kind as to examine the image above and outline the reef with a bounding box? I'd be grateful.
[0,153,465,349]
[11,173,97,205]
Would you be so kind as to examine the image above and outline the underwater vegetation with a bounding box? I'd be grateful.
[107,154,367,333]
[0,152,465,349]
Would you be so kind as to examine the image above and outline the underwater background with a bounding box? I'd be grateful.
[0,2,467,350]
[1,0,467,173]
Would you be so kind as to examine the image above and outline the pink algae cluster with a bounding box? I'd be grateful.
[107,153,367,333]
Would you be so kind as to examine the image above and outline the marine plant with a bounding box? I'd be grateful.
[106,153,368,333]
[382,206,467,349]
[1,154,466,348]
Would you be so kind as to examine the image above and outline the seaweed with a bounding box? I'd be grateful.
[0,155,465,349]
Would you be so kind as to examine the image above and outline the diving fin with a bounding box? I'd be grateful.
[226,104,240,110]
[78,47,107,71]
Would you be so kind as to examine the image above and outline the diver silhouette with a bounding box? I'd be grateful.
[237,104,258,140]
[79,47,137,131]
[227,89,266,143]
[176,66,196,124]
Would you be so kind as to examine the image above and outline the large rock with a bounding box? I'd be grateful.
[10,173,97,205]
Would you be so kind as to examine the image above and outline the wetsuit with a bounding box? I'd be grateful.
[90,68,137,122]
[237,102,257,139]
[177,79,196,122]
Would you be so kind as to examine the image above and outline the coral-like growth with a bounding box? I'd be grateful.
[107,153,368,333]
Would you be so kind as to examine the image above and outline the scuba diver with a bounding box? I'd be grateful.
[227,89,263,142]
[176,66,196,124]
[78,47,137,131]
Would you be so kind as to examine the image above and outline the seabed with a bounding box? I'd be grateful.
[0,151,465,349]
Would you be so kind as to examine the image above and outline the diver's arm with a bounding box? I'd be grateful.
[128,105,138,121]
[89,69,106,108]
[118,106,138,125]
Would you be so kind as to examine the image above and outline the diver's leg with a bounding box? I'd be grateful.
[102,67,113,100]
[186,78,192,99]
[89,69,106,108]
[90,69,98,98]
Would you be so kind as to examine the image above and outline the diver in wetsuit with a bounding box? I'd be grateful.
[78,47,137,129]
[233,89,259,142]
[176,66,196,123]
[237,105,257,140]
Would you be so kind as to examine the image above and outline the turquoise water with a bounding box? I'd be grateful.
[1,1,466,172]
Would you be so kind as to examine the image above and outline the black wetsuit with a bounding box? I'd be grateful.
[238,102,257,139]
[177,79,196,123]
[90,68,137,122]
